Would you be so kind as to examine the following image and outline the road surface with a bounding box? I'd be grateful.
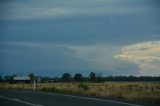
[0,90,158,106]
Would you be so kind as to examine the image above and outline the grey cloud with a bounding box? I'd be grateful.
[1,0,159,20]
[0,42,90,76]
[0,0,160,76]
[0,42,141,76]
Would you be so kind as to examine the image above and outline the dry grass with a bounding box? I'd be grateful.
[0,82,160,103]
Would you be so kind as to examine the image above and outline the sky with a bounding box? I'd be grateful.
[0,0,160,77]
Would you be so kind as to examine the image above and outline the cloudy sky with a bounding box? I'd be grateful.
[0,0,160,76]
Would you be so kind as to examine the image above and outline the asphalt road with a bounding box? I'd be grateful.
[0,90,158,106]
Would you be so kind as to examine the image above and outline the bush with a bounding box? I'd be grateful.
[78,83,89,90]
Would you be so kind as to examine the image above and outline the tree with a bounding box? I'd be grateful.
[0,76,3,83]
[4,75,14,83]
[74,73,83,82]
[97,72,103,82]
[61,73,72,82]
[89,72,96,82]
[29,73,35,83]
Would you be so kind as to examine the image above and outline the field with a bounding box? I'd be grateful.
[0,82,160,104]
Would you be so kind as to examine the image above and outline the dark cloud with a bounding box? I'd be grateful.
[0,0,160,76]
[0,43,90,76]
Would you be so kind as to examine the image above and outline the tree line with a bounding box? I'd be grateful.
[0,72,160,83]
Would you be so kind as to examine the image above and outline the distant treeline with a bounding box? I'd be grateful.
[1,72,160,83]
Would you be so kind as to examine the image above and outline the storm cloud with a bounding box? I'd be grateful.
[0,0,160,76]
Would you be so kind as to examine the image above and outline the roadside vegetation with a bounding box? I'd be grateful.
[0,82,160,104]
[0,72,160,104]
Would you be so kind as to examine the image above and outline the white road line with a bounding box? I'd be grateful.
[38,92,142,106]
[10,90,142,106]
[0,95,43,106]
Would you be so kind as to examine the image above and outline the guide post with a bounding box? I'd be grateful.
[33,80,36,91]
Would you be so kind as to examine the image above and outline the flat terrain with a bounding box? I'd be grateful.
[1,82,160,104]
[0,90,159,106]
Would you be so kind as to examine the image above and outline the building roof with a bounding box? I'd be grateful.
[14,76,30,80]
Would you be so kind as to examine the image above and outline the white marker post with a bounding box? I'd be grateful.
[33,80,36,91]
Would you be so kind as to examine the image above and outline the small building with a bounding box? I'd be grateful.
[14,76,30,83]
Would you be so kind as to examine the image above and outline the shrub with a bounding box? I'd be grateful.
[78,83,89,90]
